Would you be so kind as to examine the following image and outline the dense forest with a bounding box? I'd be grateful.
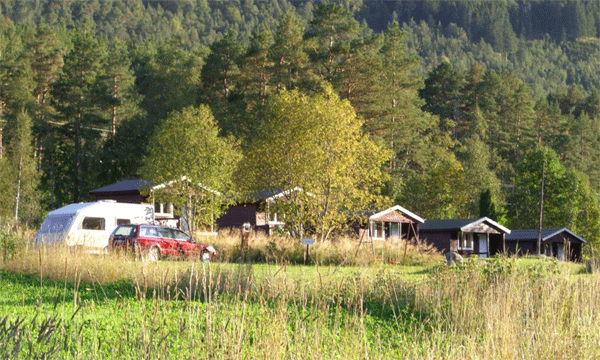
[2,0,600,249]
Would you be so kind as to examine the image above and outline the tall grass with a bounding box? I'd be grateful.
[1,227,599,359]
[209,229,441,266]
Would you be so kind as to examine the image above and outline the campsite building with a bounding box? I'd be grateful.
[217,188,305,235]
[419,217,511,257]
[366,205,424,242]
[505,228,586,262]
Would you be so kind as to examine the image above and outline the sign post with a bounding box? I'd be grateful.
[241,222,251,262]
[301,238,315,264]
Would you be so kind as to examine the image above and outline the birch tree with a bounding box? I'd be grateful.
[141,105,242,231]
[240,87,390,240]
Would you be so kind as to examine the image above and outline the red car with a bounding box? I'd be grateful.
[109,224,217,262]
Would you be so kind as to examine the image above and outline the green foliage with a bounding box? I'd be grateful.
[479,188,505,223]
[141,105,242,231]
[2,1,600,239]
[2,110,42,223]
[240,87,390,239]
[0,229,19,262]
[509,146,600,246]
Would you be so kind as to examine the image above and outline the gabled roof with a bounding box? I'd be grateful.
[506,228,587,243]
[420,217,511,234]
[89,179,153,194]
[241,188,309,204]
[265,187,311,203]
[150,176,221,196]
[369,205,425,224]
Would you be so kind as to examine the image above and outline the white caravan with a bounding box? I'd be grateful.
[34,200,155,253]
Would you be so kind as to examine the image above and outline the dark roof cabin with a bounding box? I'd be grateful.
[217,188,305,235]
[89,179,177,226]
[505,228,586,262]
[89,179,153,204]
[367,205,424,242]
[419,217,511,257]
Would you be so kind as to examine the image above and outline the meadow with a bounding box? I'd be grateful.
[0,229,599,359]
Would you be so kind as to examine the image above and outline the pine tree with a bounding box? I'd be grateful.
[51,27,107,203]
[268,12,310,92]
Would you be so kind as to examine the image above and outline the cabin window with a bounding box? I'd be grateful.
[81,217,105,231]
[371,222,385,240]
[459,233,474,250]
[117,219,131,225]
[268,212,278,223]
[154,202,164,214]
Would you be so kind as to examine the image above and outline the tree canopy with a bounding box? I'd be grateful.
[141,105,242,231]
[239,87,390,240]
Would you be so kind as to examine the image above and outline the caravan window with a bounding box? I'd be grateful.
[82,217,105,230]
[39,215,73,233]
[117,219,131,225]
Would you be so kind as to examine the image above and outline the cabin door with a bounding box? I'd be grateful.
[556,243,565,261]
[478,234,488,258]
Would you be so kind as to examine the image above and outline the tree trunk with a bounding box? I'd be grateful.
[74,111,81,203]
[14,155,22,220]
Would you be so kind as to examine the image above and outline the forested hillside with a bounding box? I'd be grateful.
[1,0,600,249]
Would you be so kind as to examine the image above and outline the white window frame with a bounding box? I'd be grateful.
[459,232,474,251]
[371,221,385,240]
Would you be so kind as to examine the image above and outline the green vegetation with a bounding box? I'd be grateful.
[2,0,600,246]
[0,231,598,359]
[141,105,242,231]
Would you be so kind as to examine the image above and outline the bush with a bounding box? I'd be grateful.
[0,222,30,263]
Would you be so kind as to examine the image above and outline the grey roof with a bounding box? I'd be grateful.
[90,179,154,194]
[420,217,510,234]
[506,228,587,243]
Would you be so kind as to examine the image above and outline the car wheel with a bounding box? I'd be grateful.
[145,246,161,262]
[201,250,212,262]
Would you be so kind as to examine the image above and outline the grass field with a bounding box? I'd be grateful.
[0,232,599,359]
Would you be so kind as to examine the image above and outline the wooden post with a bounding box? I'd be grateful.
[302,238,315,264]
[241,222,251,262]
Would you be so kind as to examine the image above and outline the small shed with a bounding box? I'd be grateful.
[368,205,424,242]
[419,217,511,257]
[505,228,586,262]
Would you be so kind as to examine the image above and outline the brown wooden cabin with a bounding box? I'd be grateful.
[419,217,511,257]
[367,205,424,242]
[217,188,304,235]
[505,228,585,262]
[90,179,153,204]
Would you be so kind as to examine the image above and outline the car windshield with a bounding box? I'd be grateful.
[113,225,137,237]
[38,215,74,234]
